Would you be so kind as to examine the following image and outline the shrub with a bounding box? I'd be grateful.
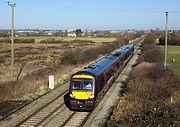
[140,47,163,63]
[60,42,122,65]
[159,35,180,46]
[108,63,180,127]
[140,34,163,63]
[61,49,83,65]
[0,38,35,43]
[108,34,180,127]
[39,39,95,45]
[111,101,180,127]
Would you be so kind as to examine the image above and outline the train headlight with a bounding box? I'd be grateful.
[70,94,74,98]
[89,94,94,99]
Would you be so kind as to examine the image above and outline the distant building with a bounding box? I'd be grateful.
[67,29,77,37]
[67,32,76,37]
[47,32,53,36]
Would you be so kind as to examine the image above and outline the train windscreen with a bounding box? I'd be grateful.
[72,79,93,91]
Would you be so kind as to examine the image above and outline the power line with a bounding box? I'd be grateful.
[168,11,180,14]
[56,5,180,14]
[1,2,180,14]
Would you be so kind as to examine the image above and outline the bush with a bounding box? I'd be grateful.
[61,50,83,65]
[129,63,175,101]
[0,38,35,43]
[0,38,11,43]
[159,35,180,46]
[108,34,180,127]
[61,41,123,65]
[39,39,95,45]
[140,47,163,63]
[0,32,10,37]
[140,34,163,63]
[111,101,180,127]
[108,63,180,127]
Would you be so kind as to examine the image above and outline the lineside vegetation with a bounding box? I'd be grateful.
[108,33,180,127]
[0,33,141,100]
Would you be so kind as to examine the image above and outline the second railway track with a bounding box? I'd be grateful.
[14,90,68,127]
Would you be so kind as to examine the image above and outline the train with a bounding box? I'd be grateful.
[65,44,134,111]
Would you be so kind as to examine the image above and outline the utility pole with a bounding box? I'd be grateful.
[8,0,15,80]
[164,12,168,68]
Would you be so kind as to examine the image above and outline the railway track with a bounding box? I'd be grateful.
[2,86,91,127]
[62,112,90,127]
[13,90,68,127]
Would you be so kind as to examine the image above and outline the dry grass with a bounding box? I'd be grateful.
[0,65,77,100]
[0,34,139,101]
[0,38,35,43]
[0,42,115,100]
[108,63,180,127]
[16,36,117,43]
[108,34,180,127]
[140,34,163,63]
[61,42,118,65]
[0,41,97,100]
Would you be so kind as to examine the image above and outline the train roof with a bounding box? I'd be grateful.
[74,44,134,78]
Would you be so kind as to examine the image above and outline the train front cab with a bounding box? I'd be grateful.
[69,74,96,111]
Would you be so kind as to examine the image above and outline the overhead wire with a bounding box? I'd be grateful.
[51,4,180,14]
[1,2,180,14]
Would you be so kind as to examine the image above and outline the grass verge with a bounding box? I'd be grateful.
[160,46,180,76]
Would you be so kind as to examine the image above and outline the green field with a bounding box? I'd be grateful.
[16,36,116,43]
[161,46,180,76]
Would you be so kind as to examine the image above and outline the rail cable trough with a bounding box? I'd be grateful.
[0,36,145,127]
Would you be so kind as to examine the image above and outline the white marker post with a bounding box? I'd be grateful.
[49,75,55,90]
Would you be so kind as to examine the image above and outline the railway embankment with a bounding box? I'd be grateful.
[108,34,180,127]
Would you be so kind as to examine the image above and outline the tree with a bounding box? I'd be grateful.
[76,29,82,37]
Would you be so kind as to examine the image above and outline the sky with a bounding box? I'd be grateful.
[0,0,180,30]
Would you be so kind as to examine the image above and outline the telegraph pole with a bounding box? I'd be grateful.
[8,0,15,80]
[164,12,168,68]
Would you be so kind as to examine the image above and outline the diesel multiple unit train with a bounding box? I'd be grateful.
[66,44,134,111]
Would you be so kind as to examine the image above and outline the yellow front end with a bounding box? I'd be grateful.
[69,74,95,110]
[71,74,94,100]
[72,90,92,100]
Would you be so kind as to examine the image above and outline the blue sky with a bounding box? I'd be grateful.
[0,0,180,30]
